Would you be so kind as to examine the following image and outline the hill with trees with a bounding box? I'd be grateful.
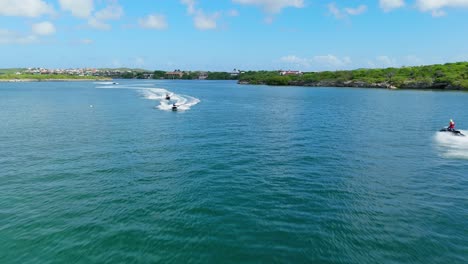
[238,62,468,90]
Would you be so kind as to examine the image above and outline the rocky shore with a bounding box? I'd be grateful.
[239,80,466,90]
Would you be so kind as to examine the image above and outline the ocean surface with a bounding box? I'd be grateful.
[0,80,467,263]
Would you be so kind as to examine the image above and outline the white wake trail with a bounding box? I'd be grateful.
[138,88,200,112]
[434,130,468,159]
[95,83,200,112]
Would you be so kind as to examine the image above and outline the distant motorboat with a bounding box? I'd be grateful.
[112,82,119,85]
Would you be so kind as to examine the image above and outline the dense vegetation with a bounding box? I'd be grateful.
[0,69,238,81]
[0,68,26,75]
[152,71,237,80]
[181,72,201,80]
[120,70,237,80]
[239,62,468,90]
[206,72,237,80]
[152,70,167,79]
[3,62,467,89]
[0,73,107,80]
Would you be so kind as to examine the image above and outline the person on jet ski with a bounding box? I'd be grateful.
[448,119,455,131]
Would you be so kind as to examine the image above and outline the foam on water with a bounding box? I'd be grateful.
[95,83,200,111]
[434,130,468,159]
[139,88,200,111]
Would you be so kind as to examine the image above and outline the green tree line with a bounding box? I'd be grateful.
[152,71,238,80]
[0,73,107,80]
[238,62,468,89]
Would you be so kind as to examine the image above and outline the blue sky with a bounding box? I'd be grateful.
[1,0,467,71]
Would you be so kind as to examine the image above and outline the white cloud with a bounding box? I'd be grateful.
[368,56,397,68]
[379,0,405,12]
[138,14,168,30]
[431,9,447,16]
[59,0,94,18]
[0,0,54,17]
[227,9,240,16]
[232,0,304,14]
[70,38,94,45]
[79,39,94,45]
[0,29,37,44]
[194,12,220,30]
[328,3,367,19]
[313,55,352,68]
[328,3,344,19]
[88,18,111,30]
[181,0,221,30]
[416,0,468,16]
[181,0,196,14]
[416,0,468,11]
[345,5,368,15]
[280,55,310,67]
[280,54,352,70]
[280,55,426,71]
[87,3,124,30]
[94,3,123,20]
[377,55,396,67]
[59,0,124,30]
[32,21,56,36]
[366,55,426,68]
[264,16,274,24]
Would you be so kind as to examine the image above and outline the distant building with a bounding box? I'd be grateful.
[142,73,154,79]
[230,69,241,77]
[279,70,303,76]
[166,70,184,79]
[198,72,208,80]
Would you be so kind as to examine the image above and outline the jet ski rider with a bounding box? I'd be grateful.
[448,119,455,131]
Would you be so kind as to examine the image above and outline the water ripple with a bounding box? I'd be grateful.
[0,81,467,263]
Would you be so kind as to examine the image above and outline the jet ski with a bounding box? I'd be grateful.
[172,105,178,111]
[165,94,171,100]
[440,128,465,136]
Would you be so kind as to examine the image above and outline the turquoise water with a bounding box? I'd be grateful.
[1,80,467,263]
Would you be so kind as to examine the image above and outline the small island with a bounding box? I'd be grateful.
[238,62,468,90]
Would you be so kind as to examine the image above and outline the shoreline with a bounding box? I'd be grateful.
[238,80,466,91]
